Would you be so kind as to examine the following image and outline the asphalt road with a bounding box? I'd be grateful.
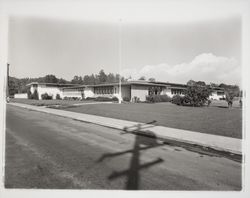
[5,105,242,190]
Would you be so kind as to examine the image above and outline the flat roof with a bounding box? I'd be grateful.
[26,82,82,87]
[152,81,187,88]
[90,81,167,87]
[62,81,168,89]
[26,81,224,91]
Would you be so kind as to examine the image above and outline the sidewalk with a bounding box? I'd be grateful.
[8,102,242,155]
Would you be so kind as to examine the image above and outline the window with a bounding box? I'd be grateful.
[217,91,224,96]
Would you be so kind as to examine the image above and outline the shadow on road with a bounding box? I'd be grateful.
[97,121,164,190]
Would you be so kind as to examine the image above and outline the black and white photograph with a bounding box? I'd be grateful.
[0,0,250,197]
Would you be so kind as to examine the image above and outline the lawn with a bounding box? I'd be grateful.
[9,98,96,107]
[64,102,242,139]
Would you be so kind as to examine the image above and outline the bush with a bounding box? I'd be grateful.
[28,89,39,100]
[41,93,53,100]
[123,97,130,102]
[146,95,171,103]
[184,85,211,107]
[33,90,39,100]
[27,90,32,99]
[132,96,140,103]
[85,97,96,100]
[63,96,80,100]
[112,96,119,101]
[172,95,185,106]
[94,96,118,102]
[56,94,61,100]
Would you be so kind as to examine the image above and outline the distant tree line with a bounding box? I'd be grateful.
[8,70,126,96]
[71,69,126,85]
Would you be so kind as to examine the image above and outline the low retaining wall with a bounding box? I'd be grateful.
[14,93,28,99]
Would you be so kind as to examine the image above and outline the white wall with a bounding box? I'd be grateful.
[84,87,94,98]
[162,87,172,97]
[162,87,185,98]
[30,85,36,94]
[37,85,62,99]
[62,90,82,99]
[209,91,226,100]
[131,85,149,101]
[14,93,28,99]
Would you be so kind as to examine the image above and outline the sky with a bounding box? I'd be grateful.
[7,1,242,85]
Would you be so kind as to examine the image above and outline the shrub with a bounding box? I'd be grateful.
[72,97,79,100]
[94,96,118,102]
[146,95,171,103]
[146,95,153,103]
[27,90,32,99]
[132,96,140,103]
[172,95,185,106]
[85,97,96,100]
[28,89,39,100]
[123,97,130,102]
[112,96,119,101]
[56,94,61,100]
[183,85,211,107]
[33,90,39,100]
[41,93,53,100]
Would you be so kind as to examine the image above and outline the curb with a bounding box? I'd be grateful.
[7,102,242,156]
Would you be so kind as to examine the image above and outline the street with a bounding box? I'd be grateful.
[5,105,242,190]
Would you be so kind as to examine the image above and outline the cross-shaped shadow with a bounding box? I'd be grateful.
[97,121,164,190]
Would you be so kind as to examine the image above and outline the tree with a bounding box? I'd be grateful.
[183,85,211,107]
[148,78,156,82]
[31,89,39,100]
[44,75,58,83]
[58,78,68,84]
[89,74,97,85]
[225,91,234,108]
[98,69,107,83]
[27,90,32,99]
[210,82,219,87]
[196,81,206,86]
[186,80,196,86]
[115,74,126,83]
[219,83,240,108]
[71,76,83,84]
[83,75,91,85]
[138,76,146,80]
[106,73,116,83]
[8,78,18,96]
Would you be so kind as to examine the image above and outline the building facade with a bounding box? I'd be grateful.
[26,81,226,101]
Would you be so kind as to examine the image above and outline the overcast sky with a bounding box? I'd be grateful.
[7,2,242,86]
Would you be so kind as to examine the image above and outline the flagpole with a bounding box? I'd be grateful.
[7,63,10,102]
[118,18,122,104]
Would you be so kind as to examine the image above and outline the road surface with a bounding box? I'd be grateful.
[5,105,242,190]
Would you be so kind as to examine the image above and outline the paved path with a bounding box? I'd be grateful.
[5,105,242,189]
[8,102,242,155]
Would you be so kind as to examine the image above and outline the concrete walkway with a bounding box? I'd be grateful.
[8,102,242,155]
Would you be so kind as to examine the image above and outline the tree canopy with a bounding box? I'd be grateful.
[8,70,126,95]
[183,84,212,106]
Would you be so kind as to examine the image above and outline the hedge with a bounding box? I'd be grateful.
[171,95,184,105]
[146,95,171,103]
[41,93,53,100]
[94,96,118,102]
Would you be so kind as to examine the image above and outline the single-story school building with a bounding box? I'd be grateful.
[18,80,226,101]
